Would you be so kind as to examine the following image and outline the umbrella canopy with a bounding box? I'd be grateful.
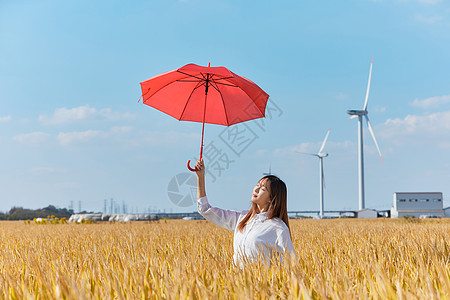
[140,63,269,170]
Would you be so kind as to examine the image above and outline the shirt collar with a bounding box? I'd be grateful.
[253,212,268,222]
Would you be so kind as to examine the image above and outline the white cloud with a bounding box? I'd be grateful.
[110,126,133,135]
[374,106,387,113]
[105,129,200,148]
[273,141,353,157]
[56,127,200,148]
[0,116,11,122]
[254,149,268,157]
[417,0,442,4]
[14,132,51,147]
[274,142,320,156]
[371,0,442,4]
[58,130,102,146]
[413,14,443,24]
[141,131,199,146]
[57,126,140,147]
[39,105,134,125]
[28,167,68,175]
[410,95,450,109]
[377,110,450,147]
[439,141,450,149]
[335,92,348,101]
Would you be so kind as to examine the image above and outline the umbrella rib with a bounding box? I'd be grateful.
[214,76,233,80]
[178,81,206,120]
[210,78,238,90]
[200,72,237,86]
[200,72,210,83]
[213,81,238,88]
[212,76,236,84]
[210,77,234,90]
[143,71,207,102]
[210,77,265,120]
[209,80,230,125]
[142,87,152,98]
[177,79,203,83]
[176,70,205,81]
[248,97,266,118]
[142,80,190,103]
[210,75,238,87]
[209,78,221,91]
[231,82,266,117]
[176,71,237,87]
[220,90,230,126]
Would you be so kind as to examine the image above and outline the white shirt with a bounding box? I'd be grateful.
[197,196,295,265]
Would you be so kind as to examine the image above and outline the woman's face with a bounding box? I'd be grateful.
[251,178,271,209]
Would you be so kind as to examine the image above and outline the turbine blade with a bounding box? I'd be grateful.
[363,55,373,111]
[349,115,358,120]
[296,151,319,157]
[318,128,331,154]
[365,115,384,163]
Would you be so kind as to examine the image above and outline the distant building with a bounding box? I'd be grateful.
[68,213,159,222]
[357,209,378,219]
[391,192,445,218]
[444,207,450,218]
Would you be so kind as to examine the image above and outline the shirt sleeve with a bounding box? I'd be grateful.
[197,196,242,231]
[276,228,296,259]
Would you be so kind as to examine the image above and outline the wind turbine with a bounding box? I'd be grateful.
[263,164,272,176]
[347,56,383,211]
[298,128,331,219]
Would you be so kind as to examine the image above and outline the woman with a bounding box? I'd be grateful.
[194,159,295,265]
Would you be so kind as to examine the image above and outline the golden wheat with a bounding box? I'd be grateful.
[0,218,448,299]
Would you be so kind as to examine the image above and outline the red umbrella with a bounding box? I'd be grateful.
[140,63,269,171]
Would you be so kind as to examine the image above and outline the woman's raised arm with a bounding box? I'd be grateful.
[195,159,206,199]
[195,159,242,231]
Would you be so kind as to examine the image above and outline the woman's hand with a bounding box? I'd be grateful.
[195,159,206,199]
[195,159,205,178]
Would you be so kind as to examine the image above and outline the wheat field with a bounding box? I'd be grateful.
[0,218,448,299]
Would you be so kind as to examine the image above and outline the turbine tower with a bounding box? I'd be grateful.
[347,56,383,211]
[263,164,272,176]
[298,128,331,219]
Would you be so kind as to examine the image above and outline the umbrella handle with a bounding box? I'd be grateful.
[187,160,198,172]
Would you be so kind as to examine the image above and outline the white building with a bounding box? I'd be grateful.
[444,207,450,217]
[357,209,378,219]
[68,213,159,222]
[391,192,445,218]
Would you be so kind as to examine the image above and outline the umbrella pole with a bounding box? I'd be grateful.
[187,75,209,172]
[200,62,210,160]
[199,93,207,160]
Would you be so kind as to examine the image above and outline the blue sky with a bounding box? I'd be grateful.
[1,0,450,213]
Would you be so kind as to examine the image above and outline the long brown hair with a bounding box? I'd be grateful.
[237,175,290,234]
